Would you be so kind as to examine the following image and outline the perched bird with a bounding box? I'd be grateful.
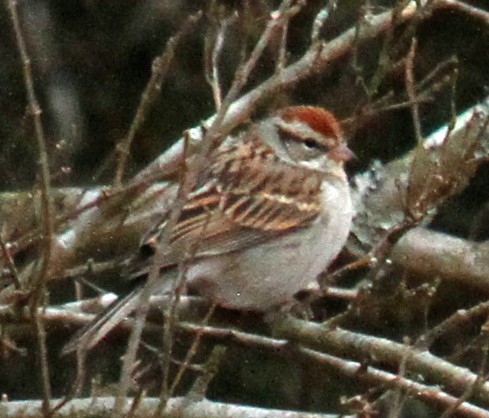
[63,106,354,353]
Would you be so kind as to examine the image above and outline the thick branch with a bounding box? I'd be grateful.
[271,315,489,406]
[391,228,489,292]
[0,397,340,418]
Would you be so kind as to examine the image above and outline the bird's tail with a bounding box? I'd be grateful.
[62,286,144,355]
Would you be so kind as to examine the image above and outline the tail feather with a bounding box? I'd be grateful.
[62,286,144,355]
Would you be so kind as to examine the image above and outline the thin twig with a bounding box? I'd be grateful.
[276,10,289,72]
[213,0,302,127]
[349,2,370,100]
[205,13,238,110]
[440,341,489,418]
[7,0,54,415]
[420,300,489,349]
[185,345,227,401]
[368,0,410,96]
[439,0,489,24]
[405,37,423,144]
[169,304,216,396]
[113,11,203,187]
[311,0,337,43]
[157,270,186,414]
[0,235,21,289]
[417,55,458,92]
[51,350,86,414]
[114,132,199,415]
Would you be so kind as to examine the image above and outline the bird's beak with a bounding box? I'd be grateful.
[328,144,356,163]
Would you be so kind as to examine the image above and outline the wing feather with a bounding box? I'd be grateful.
[129,135,324,276]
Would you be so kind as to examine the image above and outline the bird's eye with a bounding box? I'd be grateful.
[303,138,319,149]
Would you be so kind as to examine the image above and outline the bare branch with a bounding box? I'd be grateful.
[0,396,341,418]
[133,1,421,184]
[405,38,423,145]
[270,315,489,405]
[113,11,203,187]
[0,235,21,290]
[7,0,54,412]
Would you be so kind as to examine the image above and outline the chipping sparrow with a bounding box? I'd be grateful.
[64,106,354,353]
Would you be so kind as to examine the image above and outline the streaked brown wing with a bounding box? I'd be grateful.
[211,137,323,228]
[129,136,323,276]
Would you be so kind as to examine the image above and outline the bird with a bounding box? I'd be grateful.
[63,105,354,353]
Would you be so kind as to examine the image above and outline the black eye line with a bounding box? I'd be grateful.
[277,126,327,151]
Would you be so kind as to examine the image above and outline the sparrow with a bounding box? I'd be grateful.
[63,105,354,353]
